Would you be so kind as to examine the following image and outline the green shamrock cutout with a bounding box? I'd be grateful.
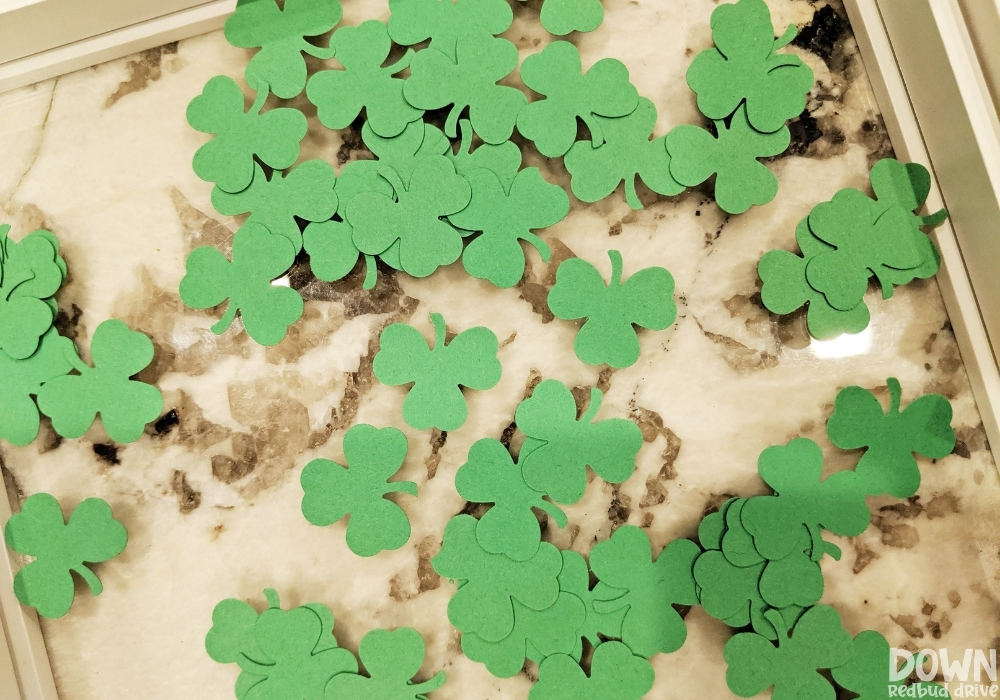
[4,493,127,619]
[0,328,74,446]
[694,550,769,627]
[666,105,790,214]
[557,550,628,647]
[719,498,764,567]
[223,0,341,98]
[0,266,55,360]
[432,514,563,642]
[454,438,568,561]
[362,120,451,187]
[827,378,955,498]
[547,250,676,369]
[404,31,527,144]
[538,0,605,36]
[686,0,814,133]
[447,119,522,189]
[372,313,501,431]
[529,642,655,700]
[180,222,304,346]
[306,21,423,138]
[187,75,307,193]
[325,628,446,699]
[300,424,415,557]
[869,158,948,227]
[212,160,338,253]
[588,526,701,658]
[515,379,642,504]
[758,548,824,610]
[387,0,513,61]
[724,605,853,700]
[564,97,683,210]
[697,497,740,550]
[0,226,64,359]
[832,630,951,700]
[517,41,639,158]
[35,320,163,443]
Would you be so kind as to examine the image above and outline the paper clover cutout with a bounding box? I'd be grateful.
[758,548,824,610]
[387,0,513,61]
[0,328,74,446]
[538,0,605,36]
[869,158,948,227]
[832,630,951,699]
[694,549,771,631]
[529,642,654,700]
[447,119,522,189]
[362,120,452,187]
[557,549,627,647]
[325,627,446,699]
[0,227,64,360]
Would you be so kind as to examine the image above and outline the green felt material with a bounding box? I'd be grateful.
[454,438,567,561]
[589,526,700,658]
[758,548,824,610]
[387,0,513,62]
[0,227,64,360]
[539,0,604,36]
[720,498,764,567]
[548,250,676,369]
[515,379,642,504]
[529,641,654,700]
[0,328,74,446]
[300,424,416,557]
[180,222,303,346]
[665,105,790,214]
[564,97,683,210]
[373,313,501,431]
[558,550,627,647]
[447,119,521,190]
[832,630,951,700]
[697,498,737,550]
[206,597,268,665]
[35,320,163,443]
[325,628,446,699]
[362,120,451,187]
[694,550,769,629]
[517,42,638,158]
[826,378,955,498]
[432,514,563,642]
[224,0,341,98]
[686,0,814,133]
[404,31,527,144]
[187,76,307,193]
[4,493,127,619]
[306,21,423,138]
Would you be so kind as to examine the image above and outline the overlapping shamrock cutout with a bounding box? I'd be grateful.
[0,328,74,446]
[0,226,64,360]
[536,0,605,36]
[530,642,654,700]
[388,0,513,61]
[325,627,446,698]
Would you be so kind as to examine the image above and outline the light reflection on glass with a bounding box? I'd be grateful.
[809,325,874,359]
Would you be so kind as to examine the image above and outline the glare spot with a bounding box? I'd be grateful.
[809,325,874,359]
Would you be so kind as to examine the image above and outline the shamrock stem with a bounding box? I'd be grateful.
[520,232,552,262]
[624,177,642,210]
[430,313,446,349]
[444,104,466,139]
[582,387,603,423]
[582,114,605,148]
[1,268,34,300]
[300,38,337,61]
[920,208,948,226]
[72,565,103,596]
[250,87,268,116]
[383,480,418,497]
[873,268,895,300]
[806,523,825,562]
[63,343,90,375]
[264,588,280,608]
[362,254,378,290]
[887,377,902,414]
[385,49,415,75]
[409,671,446,695]
[457,119,473,157]
[607,249,623,287]
[211,302,239,335]
[774,24,798,49]
[378,166,407,198]
[536,498,568,528]
[763,608,788,643]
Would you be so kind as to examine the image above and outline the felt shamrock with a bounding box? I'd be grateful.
[307,21,423,138]
[362,120,451,187]
[517,41,639,158]
[0,226,64,359]
[717,498,764,567]
[827,378,955,498]
[515,379,642,504]
[686,0,814,133]
[404,31,527,144]
[4,493,127,619]
[557,550,628,647]
[538,0,605,36]
[35,320,163,443]
[694,550,769,627]
[832,630,951,699]
[325,628,446,699]
[588,526,701,658]
[300,424,416,557]
[564,97,683,210]
[187,76,308,193]
[223,0,341,98]
[447,119,522,190]
[758,548,824,610]
[372,313,501,431]
[387,0,513,61]
[180,222,304,346]
[697,497,739,550]
[666,105,791,214]
[529,642,655,700]
[432,514,563,642]
[868,158,948,227]
[547,250,676,369]
[0,328,74,446]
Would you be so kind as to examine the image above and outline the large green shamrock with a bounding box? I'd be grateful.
[529,642,655,700]
[827,378,954,498]
[4,493,127,619]
[387,0,513,61]
[832,630,951,700]
[404,31,527,144]
[0,226,64,359]
[666,105,790,214]
[447,119,521,190]
[187,76,307,193]
[372,313,501,431]
[306,21,423,138]
[588,526,701,658]
[325,628,446,699]
[432,514,562,642]
[547,250,676,369]
[515,379,642,504]
[223,0,341,98]
[564,97,683,210]
[179,222,304,346]
[686,0,814,132]
[517,41,639,158]
[35,320,163,443]
[300,424,416,557]
[557,550,628,648]
[538,0,605,36]
[0,328,74,446]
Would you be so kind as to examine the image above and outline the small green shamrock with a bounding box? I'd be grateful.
[35,320,163,443]
[4,493,127,619]
[719,498,764,567]
[325,628,446,699]
[666,105,790,214]
[517,41,639,157]
[827,378,954,498]
[694,550,769,627]
[306,21,423,138]
[832,630,951,700]
[868,158,948,227]
[0,328,74,446]
[387,0,513,61]
[697,497,738,550]
[538,0,604,36]
[515,379,642,504]
[529,641,655,700]
[362,120,451,187]
[686,0,814,132]
[547,250,676,369]
[447,119,522,190]
[372,313,501,431]
[187,75,307,193]
[180,222,304,346]
[588,526,701,658]
[432,514,563,642]
[0,226,64,359]
[223,0,341,98]
[557,550,627,648]
[758,548,824,610]
[300,424,415,557]
[564,97,683,210]
[404,31,527,144]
